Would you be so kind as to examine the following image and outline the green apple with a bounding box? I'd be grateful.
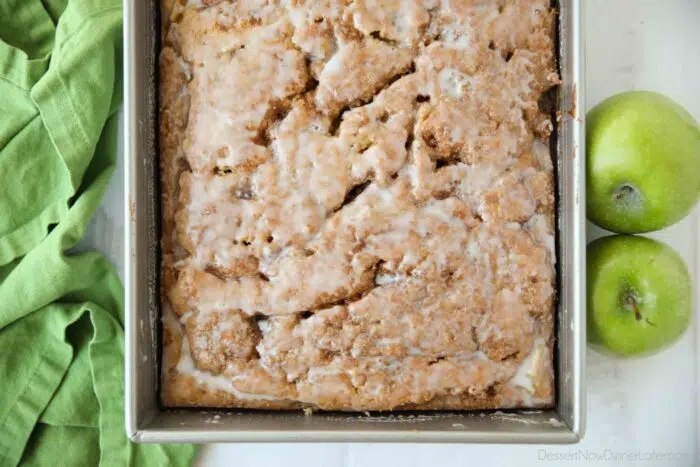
[587,91,700,233]
[587,235,692,357]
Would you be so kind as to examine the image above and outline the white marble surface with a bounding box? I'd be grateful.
[91,0,699,464]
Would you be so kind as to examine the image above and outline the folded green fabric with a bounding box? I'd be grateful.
[0,1,197,466]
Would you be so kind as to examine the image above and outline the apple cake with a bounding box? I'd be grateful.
[159,0,559,411]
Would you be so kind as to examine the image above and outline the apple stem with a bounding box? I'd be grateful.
[614,185,632,200]
[622,292,643,321]
[612,183,643,210]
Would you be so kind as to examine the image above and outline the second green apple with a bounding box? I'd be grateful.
[587,235,692,357]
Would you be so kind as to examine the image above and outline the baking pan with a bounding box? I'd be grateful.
[124,0,585,443]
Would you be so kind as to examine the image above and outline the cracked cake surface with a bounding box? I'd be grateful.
[160,0,559,411]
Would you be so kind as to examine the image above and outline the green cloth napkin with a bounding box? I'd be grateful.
[0,1,197,465]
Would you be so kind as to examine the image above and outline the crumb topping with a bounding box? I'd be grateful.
[160,0,558,411]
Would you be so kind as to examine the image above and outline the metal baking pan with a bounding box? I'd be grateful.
[124,0,585,443]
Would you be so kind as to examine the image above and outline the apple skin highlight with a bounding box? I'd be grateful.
[586,91,700,234]
[587,235,692,358]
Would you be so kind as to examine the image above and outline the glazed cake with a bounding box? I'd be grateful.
[159,0,559,411]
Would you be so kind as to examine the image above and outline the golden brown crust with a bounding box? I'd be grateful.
[160,0,558,411]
